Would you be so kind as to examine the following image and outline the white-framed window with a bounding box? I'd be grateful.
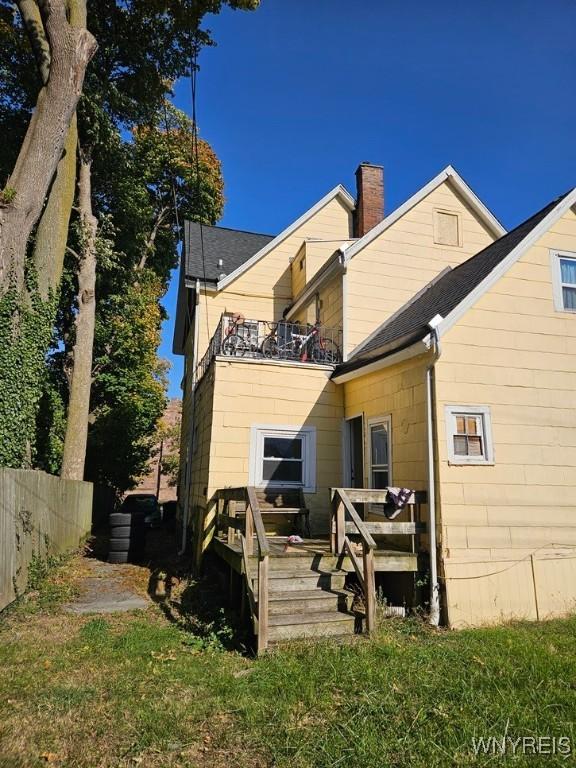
[445,405,494,465]
[551,250,576,313]
[367,416,392,488]
[249,425,316,492]
[434,209,461,247]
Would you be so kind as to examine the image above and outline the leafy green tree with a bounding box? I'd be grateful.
[0,0,257,470]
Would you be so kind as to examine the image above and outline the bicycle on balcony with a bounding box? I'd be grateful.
[261,320,340,364]
[221,314,259,357]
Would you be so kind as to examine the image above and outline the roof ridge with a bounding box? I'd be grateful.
[445,190,572,279]
[343,187,575,370]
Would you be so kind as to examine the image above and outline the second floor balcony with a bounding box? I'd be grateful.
[196,313,343,383]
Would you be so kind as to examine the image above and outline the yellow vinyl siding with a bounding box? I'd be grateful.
[186,364,216,559]
[178,327,196,504]
[192,360,344,545]
[196,197,351,360]
[291,244,307,298]
[436,204,576,627]
[318,274,343,330]
[346,182,497,354]
[343,356,429,493]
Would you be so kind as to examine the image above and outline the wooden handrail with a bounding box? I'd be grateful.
[344,521,426,535]
[339,488,427,505]
[215,485,270,653]
[335,489,377,550]
[343,536,365,591]
[240,534,258,627]
[330,488,379,635]
[246,486,270,556]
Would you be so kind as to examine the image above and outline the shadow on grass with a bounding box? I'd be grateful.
[87,522,252,653]
[145,530,252,654]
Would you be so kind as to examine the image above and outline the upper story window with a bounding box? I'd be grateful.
[445,405,494,465]
[434,209,461,247]
[551,250,576,312]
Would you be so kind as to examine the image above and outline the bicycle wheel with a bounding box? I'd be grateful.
[261,335,279,358]
[313,337,341,364]
[222,335,247,357]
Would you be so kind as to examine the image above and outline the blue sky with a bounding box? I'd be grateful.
[160,0,576,397]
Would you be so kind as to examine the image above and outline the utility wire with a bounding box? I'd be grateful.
[190,35,212,347]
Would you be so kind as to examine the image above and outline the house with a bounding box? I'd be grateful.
[173,163,576,649]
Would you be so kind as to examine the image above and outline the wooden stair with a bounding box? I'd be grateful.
[247,554,357,644]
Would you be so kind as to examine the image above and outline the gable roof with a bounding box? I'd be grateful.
[212,185,355,291]
[184,221,275,284]
[342,165,506,265]
[336,188,576,377]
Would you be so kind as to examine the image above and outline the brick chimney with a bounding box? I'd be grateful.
[353,162,384,237]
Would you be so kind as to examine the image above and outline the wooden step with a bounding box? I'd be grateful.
[250,554,341,572]
[268,610,356,641]
[257,569,347,592]
[268,588,351,615]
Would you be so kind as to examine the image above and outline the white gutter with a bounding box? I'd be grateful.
[179,278,201,555]
[425,313,443,626]
[331,340,429,384]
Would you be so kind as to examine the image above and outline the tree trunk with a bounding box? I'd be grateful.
[33,114,78,300]
[60,153,97,480]
[0,0,96,294]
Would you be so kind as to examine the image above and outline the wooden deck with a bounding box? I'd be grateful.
[210,486,427,652]
[212,536,419,573]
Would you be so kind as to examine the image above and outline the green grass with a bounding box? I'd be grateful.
[0,556,575,767]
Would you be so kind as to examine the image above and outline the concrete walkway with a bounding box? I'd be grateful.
[64,558,149,614]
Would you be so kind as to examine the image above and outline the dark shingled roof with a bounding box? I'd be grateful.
[184,221,275,283]
[338,192,570,374]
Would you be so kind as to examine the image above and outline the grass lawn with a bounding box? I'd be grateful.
[0,551,575,768]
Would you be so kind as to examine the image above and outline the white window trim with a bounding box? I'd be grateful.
[367,415,392,488]
[550,249,576,313]
[249,424,316,493]
[433,208,462,247]
[445,405,494,465]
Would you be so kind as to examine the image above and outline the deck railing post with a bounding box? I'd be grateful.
[257,554,269,653]
[335,499,345,554]
[330,492,336,553]
[363,543,376,634]
[228,499,237,545]
[245,496,254,556]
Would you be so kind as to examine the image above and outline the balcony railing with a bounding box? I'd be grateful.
[195,313,343,383]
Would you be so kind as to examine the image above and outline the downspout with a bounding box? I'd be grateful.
[179,278,201,555]
[426,314,443,626]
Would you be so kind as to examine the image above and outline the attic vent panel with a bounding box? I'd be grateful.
[434,210,461,247]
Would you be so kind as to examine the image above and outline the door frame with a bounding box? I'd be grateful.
[366,414,392,489]
[342,413,364,487]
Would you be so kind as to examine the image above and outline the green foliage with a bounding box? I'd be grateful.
[0,0,248,473]
[0,185,16,204]
[35,360,68,474]
[0,268,57,467]
[83,271,168,492]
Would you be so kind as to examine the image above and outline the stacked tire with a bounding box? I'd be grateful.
[108,511,146,564]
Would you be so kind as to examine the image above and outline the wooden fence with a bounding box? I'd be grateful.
[0,469,93,611]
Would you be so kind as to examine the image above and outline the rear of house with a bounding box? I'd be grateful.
[173,161,576,640]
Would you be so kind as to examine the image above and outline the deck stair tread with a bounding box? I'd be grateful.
[269,610,356,627]
[256,568,346,579]
[269,588,350,602]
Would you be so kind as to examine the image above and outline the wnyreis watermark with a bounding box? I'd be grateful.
[471,736,572,758]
